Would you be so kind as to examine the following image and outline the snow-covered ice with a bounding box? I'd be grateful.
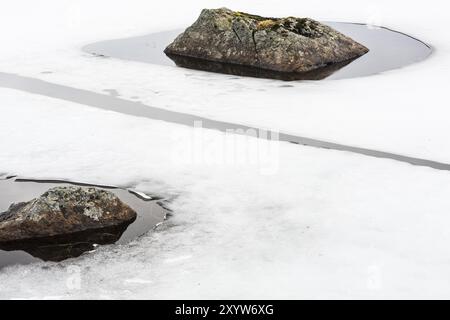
[0,0,449,161]
[0,0,450,299]
[1,88,450,299]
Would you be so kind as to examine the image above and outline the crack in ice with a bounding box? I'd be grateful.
[1,71,450,171]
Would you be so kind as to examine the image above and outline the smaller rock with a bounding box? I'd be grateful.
[0,186,137,243]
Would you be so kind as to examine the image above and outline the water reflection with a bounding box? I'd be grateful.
[165,53,356,80]
[0,222,133,262]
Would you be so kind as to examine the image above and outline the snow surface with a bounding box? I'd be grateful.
[0,0,450,299]
[2,88,450,299]
[0,0,448,162]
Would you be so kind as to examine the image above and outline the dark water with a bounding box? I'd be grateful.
[83,22,431,80]
[0,177,166,268]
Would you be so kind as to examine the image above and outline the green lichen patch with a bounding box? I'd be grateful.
[233,11,273,22]
[229,10,323,38]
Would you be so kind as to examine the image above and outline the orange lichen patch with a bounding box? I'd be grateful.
[257,19,277,30]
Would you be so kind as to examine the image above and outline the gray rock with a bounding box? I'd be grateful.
[165,8,369,73]
[0,186,136,242]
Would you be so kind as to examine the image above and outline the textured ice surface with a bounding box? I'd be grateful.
[1,89,450,299]
[0,0,450,299]
[0,0,447,162]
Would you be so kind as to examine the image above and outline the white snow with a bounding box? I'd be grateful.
[1,88,450,299]
[1,0,450,299]
[0,0,449,162]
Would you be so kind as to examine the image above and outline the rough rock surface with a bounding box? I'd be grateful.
[165,8,369,73]
[0,186,137,242]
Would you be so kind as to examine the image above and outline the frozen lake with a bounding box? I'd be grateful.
[1,0,449,299]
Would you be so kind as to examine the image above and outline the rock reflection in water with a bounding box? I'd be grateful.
[165,53,356,80]
[0,220,134,262]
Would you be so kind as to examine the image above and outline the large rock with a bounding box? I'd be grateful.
[165,8,369,73]
[0,186,137,243]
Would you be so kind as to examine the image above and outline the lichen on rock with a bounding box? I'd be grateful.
[0,186,136,243]
[165,8,369,73]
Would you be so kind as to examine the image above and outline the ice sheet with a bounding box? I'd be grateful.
[0,0,448,162]
[1,88,450,298]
